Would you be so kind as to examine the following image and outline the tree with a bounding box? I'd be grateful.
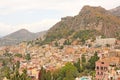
[4,66,11,79]
[59,46,64,49]
[45,71,52,80]
[25,53,31,61]
[39,68,52,80]
[16,61,20,69]
[81,54,86,63]
[106,44,110,47]
[10,69,31,80]
[14,53,22,58]
[39,67,46,80]
[52,70,59,80]
[63,70,74,80]
[39,63,79,80]
[2,64,31,80]
[2,60,6,66]
[55,41,59,47]
[74,58,82,73]
[81,38,86,45]
[20,69,31,80]
[63,39,71,45]
[88,52,99,70]
[58,63,78,80]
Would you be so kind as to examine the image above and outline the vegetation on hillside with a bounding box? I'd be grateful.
[38,52,99,80]
[0,52,31,80]
[43,6,120,43]
[73,30,99,43]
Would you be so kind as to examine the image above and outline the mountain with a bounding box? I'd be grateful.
[109,6,120,17]
[0,29,46,46]
[45,6,120,42]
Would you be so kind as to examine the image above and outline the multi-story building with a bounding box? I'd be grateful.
[95,57,120,80]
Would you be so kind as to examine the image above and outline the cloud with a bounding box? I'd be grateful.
[0,23,12,36]
[0,0,81,16]
[0,0,119,15]
[0,19,59,36]
[0,0,120,36]
[16,18,60,32]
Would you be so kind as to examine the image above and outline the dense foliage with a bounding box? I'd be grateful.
[0,51,31,80]
[39,52,99,80]
[39,63,78,80]
[73,30,98,40]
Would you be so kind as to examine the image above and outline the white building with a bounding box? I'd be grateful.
[94,36,116,46]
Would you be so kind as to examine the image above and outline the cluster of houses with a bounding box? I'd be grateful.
[95,49,120,80]
[0,37,120,80]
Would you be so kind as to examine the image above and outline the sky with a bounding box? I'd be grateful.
[0,0,120,37]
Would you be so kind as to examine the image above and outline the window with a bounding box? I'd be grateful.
[101,67,103,70]
[101,62,104,64]
[101,72,103,75]
[97,72,99,75]
[110,77,113,80]
[104,67,107,70]
[96,66,99,69]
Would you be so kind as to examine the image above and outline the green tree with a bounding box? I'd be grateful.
[55,41,59,47]
[4,66,11,79]
[88,52,99,70]
[63,39,71,45]
[74,58,82,73]
[25,53,31,61]
[81,54,87,71]
[52,70,59,80]
[58,63,78,80]
[16,61,20,69]
[14,53,22,58]
[2,60,6,66]
[45,71,52,80]
[81,54,86,63]
[59,46,64,49]
[20,69,31,80]
[63,70,75,80]
[39,67,46,80]
[10,69,31,80]
[81,38,86,45]
[106,44,110,47]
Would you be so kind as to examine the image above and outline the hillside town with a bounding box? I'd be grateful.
[0,1,120,80]
[0,37,120,80]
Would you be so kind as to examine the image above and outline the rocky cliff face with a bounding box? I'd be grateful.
[109,6,120,17]
[45,6,120,41]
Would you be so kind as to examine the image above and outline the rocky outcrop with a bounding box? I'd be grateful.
[46,6,120,41]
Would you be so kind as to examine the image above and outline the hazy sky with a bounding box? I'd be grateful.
[0,0,120,37]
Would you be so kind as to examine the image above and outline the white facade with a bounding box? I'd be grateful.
[95,37,116,46]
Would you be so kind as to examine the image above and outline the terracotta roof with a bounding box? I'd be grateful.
[98,56,120,64]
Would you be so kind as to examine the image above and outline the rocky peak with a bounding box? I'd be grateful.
[45,6,120,42]
[0,29,47,46]
[109,6,120,16]
[79,5,107,15]
[15,29,32,34]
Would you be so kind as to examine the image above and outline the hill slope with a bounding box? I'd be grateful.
[0,29,46,46]
[45,6,120,42]
[109,6,120,17]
